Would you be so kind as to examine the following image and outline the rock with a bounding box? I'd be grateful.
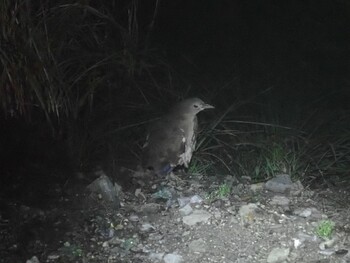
[178,195,204,208]
[294,208,312,218]
[294,207,322,218]
[179,203,193,216]
[319,237,337,250]
[177,197,191,208]
[265,174,305,195]
[238,203,259,223]
[189,195,204,204]
[148,252,164,261]
[188,238,207,253]
[140,223,155,232]
[266,247,290,263]
[318,249,335,256]
[182,209,211,226]
[270,195,290,206]
[293,232,319,249]
[292,238,303,249]
[265,174,293,193]
[296,232,318,243]
[129,214,139,222]
[26,256,40,263]
[87,174,120,209]
[250,183,264,192]
[163,253,183,263]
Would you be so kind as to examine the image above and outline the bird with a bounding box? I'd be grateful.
[142,97,214,176]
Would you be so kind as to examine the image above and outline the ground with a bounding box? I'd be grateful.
[0,169,349,263]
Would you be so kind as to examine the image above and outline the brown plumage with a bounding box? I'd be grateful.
[142,98,214,175]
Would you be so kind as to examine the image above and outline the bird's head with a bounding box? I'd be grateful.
[175,97,214,116]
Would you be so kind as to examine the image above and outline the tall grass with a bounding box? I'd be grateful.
[193,94,350,185]
[0,0,180,169]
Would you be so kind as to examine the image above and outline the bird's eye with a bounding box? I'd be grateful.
[193,104,199,108]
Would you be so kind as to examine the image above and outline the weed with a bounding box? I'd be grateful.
[254,142,299,180]
[315,220,335,239]
[206,183,231,201]
[188,157,214,176]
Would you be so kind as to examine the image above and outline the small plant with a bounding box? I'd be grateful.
[261,143,287,176]
[316,220,335,239]
[188,158,214,176]
[253,141,300,181]
[206,183,231,201]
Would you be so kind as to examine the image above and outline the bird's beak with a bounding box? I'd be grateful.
[203,103,215,109]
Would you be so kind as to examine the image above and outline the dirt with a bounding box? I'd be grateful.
[1,170,349,263]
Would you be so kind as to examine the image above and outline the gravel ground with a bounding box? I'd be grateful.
[1,171,349,263]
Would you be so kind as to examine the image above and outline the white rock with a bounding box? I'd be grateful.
[190,195,204,204]
[182,210,211,226]
[148,252,164,261]
[177,197,191,207]
[163,253,183,263]
[293,238,302,249]
[267,247,290,263]
[318,249,335,256]
[140,223,155,232]
[294,208,312,218]
[129,214,139,222]
[179,203,193,216]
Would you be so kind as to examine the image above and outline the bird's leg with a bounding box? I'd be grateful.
[167,169,188,187]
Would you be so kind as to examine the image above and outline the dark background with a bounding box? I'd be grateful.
[0,0,349,195]
[155,0,349,106]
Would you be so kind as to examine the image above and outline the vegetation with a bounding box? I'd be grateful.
[0,0,349,188]
[315,220,335,240]
[193,96,350,185]
[0,0,176,170]
[206,183,231,201]
[188,157,215,176]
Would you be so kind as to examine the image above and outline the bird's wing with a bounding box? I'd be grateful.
[178,116,197,167]
[142,117,186,174]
